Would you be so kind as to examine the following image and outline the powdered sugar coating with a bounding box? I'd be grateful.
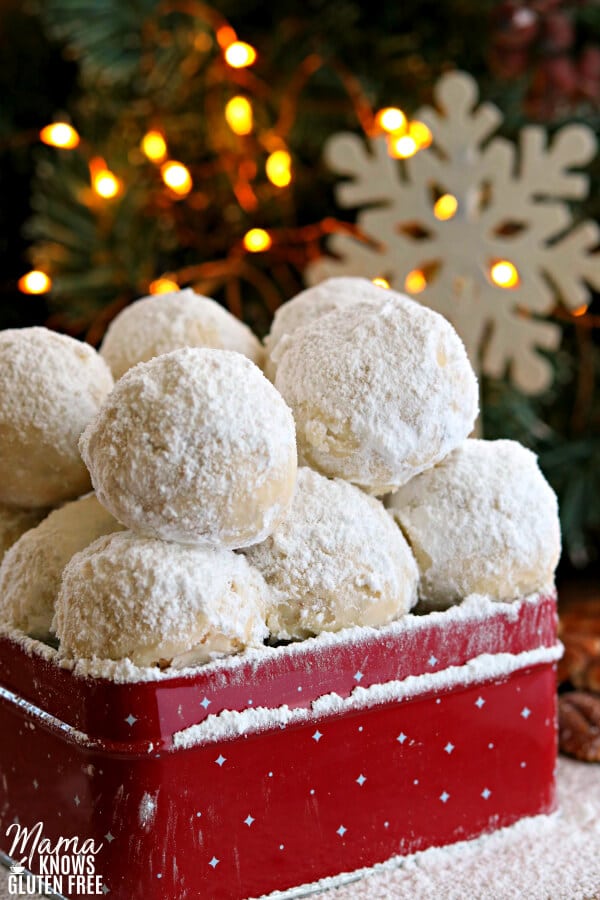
[388,439,561,609]
[244,467,418,640]
[100,288,264,380]
[274,295,478,494]
[80,348,297,547]
[54,531,271,666]
[0,327,113,507]
[265,277,384,379]
[0,504,47,563]
[0,493,124,640]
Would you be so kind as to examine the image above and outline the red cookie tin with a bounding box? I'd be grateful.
[0,592,560,900]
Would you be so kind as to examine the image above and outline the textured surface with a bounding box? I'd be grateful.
[388,439,561,609]
[54,531,271,666]
[245,467,418,639]
[80,348,297,547]
[0,493,123,640]
[100,288,264,380]
[0,327,113,507]
[0,505,47,564]
[274,294,478,494]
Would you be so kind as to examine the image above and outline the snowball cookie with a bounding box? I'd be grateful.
[274,295,478,494]
[387,439,561,610]
[0,505,47,564]
[0,327,114,508]
[80,348,297,547]
[265,277,384,379]
[100,288,264,380]
[54,531,270,667]
[244,467,418,640]
[0,493,125,640]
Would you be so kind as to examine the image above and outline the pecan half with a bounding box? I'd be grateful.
[559,691,600,762]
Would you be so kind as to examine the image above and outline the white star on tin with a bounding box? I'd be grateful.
[354,670,364,683]
[244,815,255,827]
[215,754,227,767]
[521,707,532,719]
[124,714,137,726]
[336,825,347,837]
[279,844,285,850]
[475,697,485,709]
[101,887,110,895]
[209,857,219,868]
[312,730,323,742]
[74,795,81,807]
[104,832,115,843]
[428,655,438,667]
[32,779,38,790]
[481,788,492,800]
[356,774,367,786]
[396,732,407,744]
[521,761,527,768]
[200,697,211,709]
[444,742,455,754]
[440,791,450,803]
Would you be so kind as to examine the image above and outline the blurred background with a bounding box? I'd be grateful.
[1,0,600,586]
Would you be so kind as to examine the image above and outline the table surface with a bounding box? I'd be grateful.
[1,757,599,900]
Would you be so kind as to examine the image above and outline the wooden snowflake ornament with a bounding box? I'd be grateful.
[306,71,600,394]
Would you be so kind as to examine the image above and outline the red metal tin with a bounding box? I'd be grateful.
[0,593,559,900]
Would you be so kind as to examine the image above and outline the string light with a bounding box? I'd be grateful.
[224,41,257,68]
[490,260,519,288]
[18,270,52,294]
[149,277,179,294]
[216,25,237,49]
[572,304,589,317]
[434,194,458,221]
[225,96,253,135]
[405,269,427,294]
[243,228,272,252]
[39,123,80,149]
[376,108,406,134]
[372,277,390,289]
[266,150,292,187]
[141,131,167,163]
[161,161,193,196]
[388,134,418,159]
[90,161,121,199]
[409,121,433,149]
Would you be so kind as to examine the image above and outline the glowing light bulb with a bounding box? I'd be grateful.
[434,194,458,221]
[243,228,272,252]
[266,150,292,187]
[18,270,51,294]
[39,123,79,149]
[161,161,193,196]
[404,269,427,294]
[93,169,121,199]
[376,108,406,134]
[372,277,390,289]
[216,25,237,49]
[572,304,589,317]
[389,134,418,159]
[490,260,519,288]
[141,131,167,163]
[225,96,253,136]
[224,41,257,68]
[409,120,433,149]
[149,278,179,295]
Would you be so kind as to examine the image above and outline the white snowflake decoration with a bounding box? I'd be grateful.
[305,71,600,393]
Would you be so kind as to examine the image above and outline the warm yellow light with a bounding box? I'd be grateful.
[434,193,458,221]
[266,150,292,187]
[216,25,237,49]
[149,277,179,294]
[93,170,121,199]
[372,277,390,289]
[490,260,519,288]
[39,122,80,149]
[572,304,589,317]
[405,269,427,294]
[225,96,253,136]
[224,41,257,68]
[18,270,51,295]
[409,120,433,149]
[161,161,193,196]
[243,228,272,252]
[376,107,406,134]
[389,134,418,159]
[141,131,167,163]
